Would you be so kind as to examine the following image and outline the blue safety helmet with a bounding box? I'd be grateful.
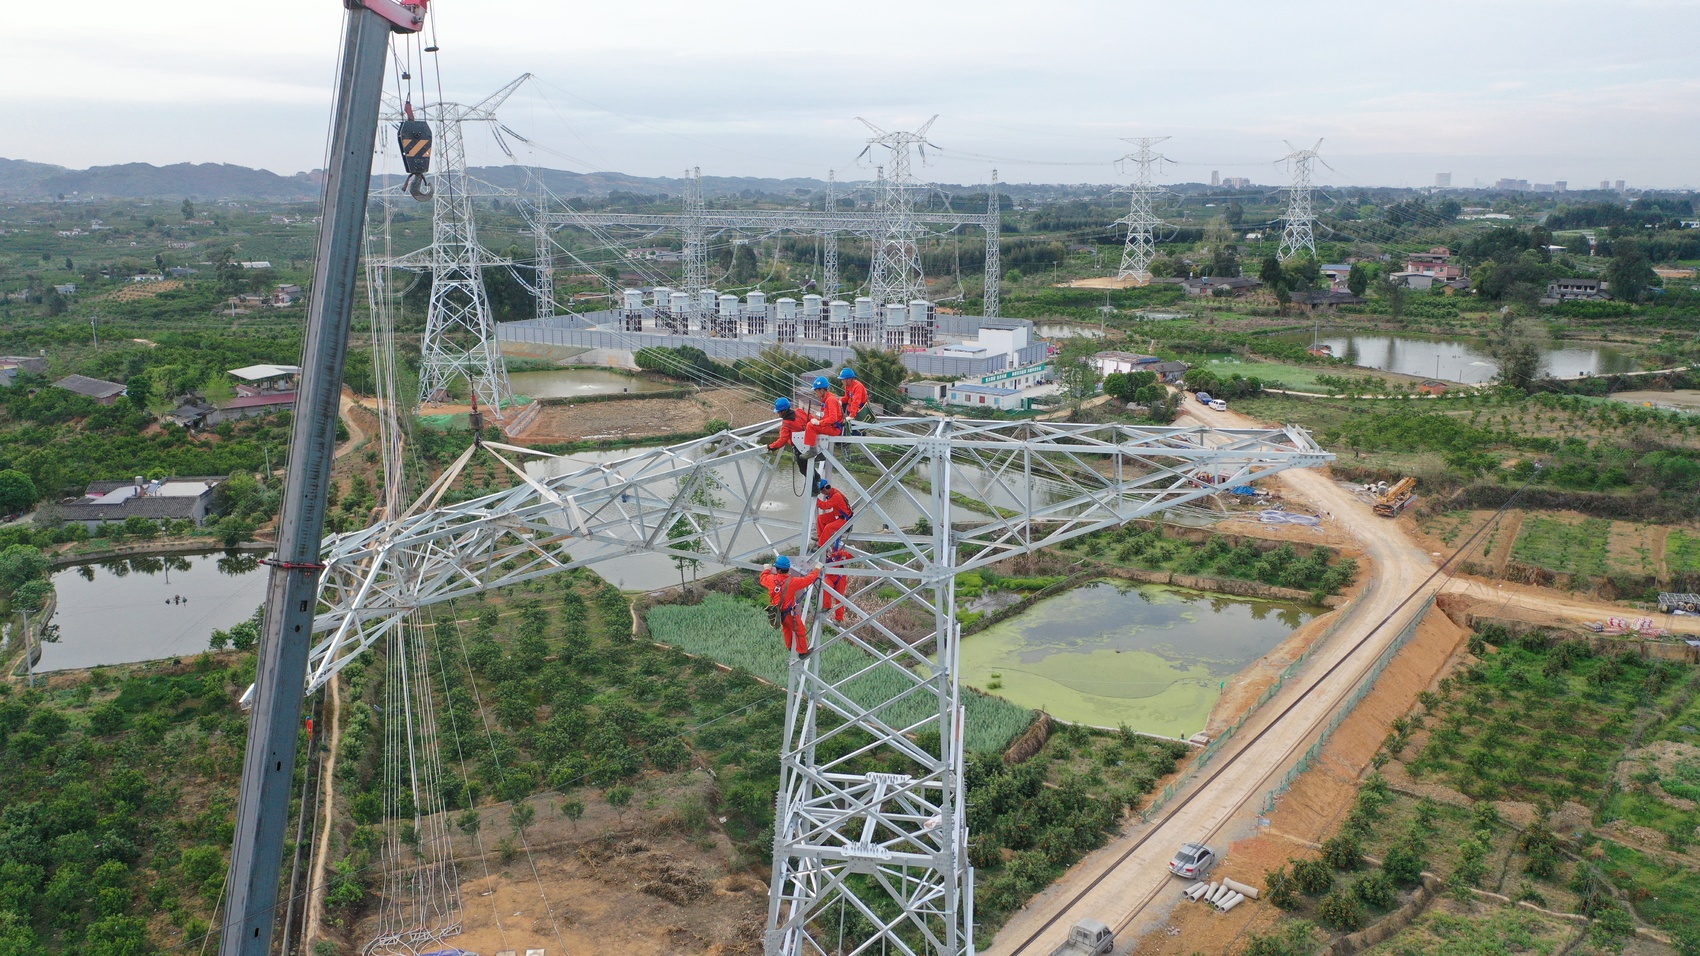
[815,478,831,494]
[839,367,856,380]
[813,377,830,391]
[774,397,792,413]
[774,555,792,572]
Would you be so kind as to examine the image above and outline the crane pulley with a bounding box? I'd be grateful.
[398,102,435,201]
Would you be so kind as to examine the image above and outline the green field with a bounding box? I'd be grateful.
[1510,515,1610,578]
[1669,529,1700,575]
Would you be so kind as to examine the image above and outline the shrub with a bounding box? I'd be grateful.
[1321,833,1362,871]
[1265,864,1299,909]
[1382,840,1425,887]
[1351,872,1395,909]
[1291,857,1334,895]
[1243,921,1316,956]
[1316,890,1363,930]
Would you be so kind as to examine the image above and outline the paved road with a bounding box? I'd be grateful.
[986,407,1446,956]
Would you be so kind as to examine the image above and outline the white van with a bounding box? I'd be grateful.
[1208,399,1228,412]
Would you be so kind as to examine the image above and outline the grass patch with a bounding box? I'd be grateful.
[1510,515,1610,578]
[1358,906,1574,956]
[1668,529,1700,575]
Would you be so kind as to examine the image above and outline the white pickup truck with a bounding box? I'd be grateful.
[1047,919,1114,956]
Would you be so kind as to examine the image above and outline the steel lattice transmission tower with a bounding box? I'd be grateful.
[860,116,939,307]
[411,76,533,417]
[1115,137,1171,282]
[683,166,709,295]
[821,170,840,299]
[1277,139,1325,262]
[983,169,1001,318]
[292,419,1331,956]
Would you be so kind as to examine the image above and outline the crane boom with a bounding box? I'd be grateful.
[219,4,423,954]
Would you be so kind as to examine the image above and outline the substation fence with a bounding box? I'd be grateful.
[1259,594,1436,815]
[1138,600,1357,824]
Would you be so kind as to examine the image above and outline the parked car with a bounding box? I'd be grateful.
[1168,842,1216,879]
[1208,399,1228,412]
[1195,390,1213,404]
[1047,919,1114,956]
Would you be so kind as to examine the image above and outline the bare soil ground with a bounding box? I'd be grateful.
[1057,276,1147,289]
[511,390,770,445]
[103,279,184,301]
[1608,520,1667,580]
[338,773,766,956]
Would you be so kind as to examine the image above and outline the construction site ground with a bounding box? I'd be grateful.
[313,395,1700,955]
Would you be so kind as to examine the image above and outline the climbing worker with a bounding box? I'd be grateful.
[802,376,844,453]
[821,543,852,624]
[838,367,869,431]
[768,397,811,473]
[814,477,853,547]
[761,555,821,655]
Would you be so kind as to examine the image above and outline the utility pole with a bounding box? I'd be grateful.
[218,4,420,955]
[1115,136,1171,283]
[1278,139,1325,262]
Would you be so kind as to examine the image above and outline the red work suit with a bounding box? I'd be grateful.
[804,392,844,447]
[814,487,853,547]
[841,378,869,421]
[822,546,852,623]
[762,566,821,653]
[768,410,805,451]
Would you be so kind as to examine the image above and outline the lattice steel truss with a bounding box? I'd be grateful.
[1277,139,1324,262]
[301,418,1331,955]
[392,77,531,416]
[1115,137,1171,282]
[860,117,938,308]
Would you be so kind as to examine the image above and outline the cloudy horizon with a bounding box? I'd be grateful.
[6,0,1698,190]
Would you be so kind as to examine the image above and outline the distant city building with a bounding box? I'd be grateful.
[1615,180,1626,192]
[1494,178,1532,191]
[1434,173,1451,188]
[1221,176,1251,189]
[1555,181,1567,192]
[61,476,224,532]
[1601,180,1611,190]
[1210,171,1220,187]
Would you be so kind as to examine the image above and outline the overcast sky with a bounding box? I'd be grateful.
[6,0,1699,189]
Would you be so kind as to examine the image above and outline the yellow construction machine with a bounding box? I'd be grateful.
[1373,477,1416,517]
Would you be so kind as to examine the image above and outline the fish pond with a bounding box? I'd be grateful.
[37,552,269,672]
[958,579,1321,739]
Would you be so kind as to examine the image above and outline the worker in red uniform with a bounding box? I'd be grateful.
[813,477,853,548]
[761,555,820,655]
[802,376,844,452]
[821,543,852,623]
[768,397,811,473]
[838,367,869,434]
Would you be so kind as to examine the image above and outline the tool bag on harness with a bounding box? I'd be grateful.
[766,603,787,629]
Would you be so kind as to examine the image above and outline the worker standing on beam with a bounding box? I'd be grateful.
[821,543,852,624]
[838,367,868,435]
[802,377,844,455]
[761,555,820,656]
[813,478,853,548]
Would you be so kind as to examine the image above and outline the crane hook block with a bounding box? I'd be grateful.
[397,119,435,202]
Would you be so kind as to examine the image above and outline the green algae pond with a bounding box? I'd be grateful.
[958,580,1322,739]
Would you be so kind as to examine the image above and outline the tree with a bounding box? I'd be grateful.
[667,516,704,590]
[560,797,585,829]
[730,243,758,283]
[1346,262,1370,297]
[0,544,48,596]
[456,809,481,836]
[1056,337,1101,412]
[846,345,907,412]
[510,801,535,834]
[1259,255,1286,291]
[1375,272,1407,321]
[0,470,37,515]
[181,199,196,220]
[1605,238,1656,304]
[1101,372,1131,401]
[1490,316,1546,392]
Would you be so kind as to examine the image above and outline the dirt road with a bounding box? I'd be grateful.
[991,404,1697,954]
[987,408,1451,956]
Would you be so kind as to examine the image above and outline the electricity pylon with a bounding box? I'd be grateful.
[1115,136,1171,282]
[292,418,1330,956]
[860,116,939,307]
[405,76,532,417]
[1277,139,1325,262]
